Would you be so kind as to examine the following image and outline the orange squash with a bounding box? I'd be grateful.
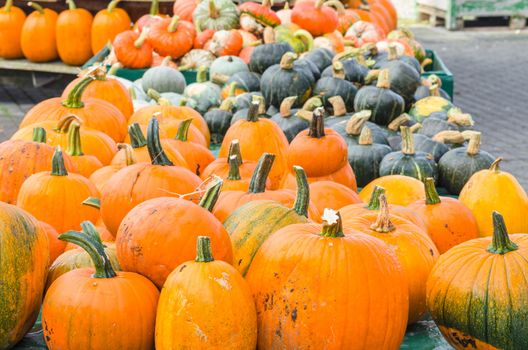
[360,175,425,206]
[134,0,168,32]
[91,0,131,54]
[201,139,260,182]
[309,180,362,216]
[113,29,153,69]
[39,220,64,263]
[90,143,136,193]
[56,0,93,66]
[65,122,103,177]
[291,0,338,36]
[42,223,159,350]
[21,2,58,62]
[156,236,257,349]
[0,0,26,59]
[148,15,196,59]
[173,0,199,22]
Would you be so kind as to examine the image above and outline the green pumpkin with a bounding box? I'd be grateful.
[141,64,186,94]
[193,0,239,31]
[270,96,310,142]
[303,47,334,72]
[224,166,311,276]
[314,61,358,111]
[210,55,249,81]
[332,110,389,146]
[324,96,352,127]
[409,85,454,122]
[378,56,422,108]
[248,42,293,74]
[379,126,438,182]
[0,203,49,349]
[203,98,234,144]
[438,132,495,195]
[274,25,313,53]
[321,58,369,86]
[223,71,261,95]
[348,127,392,187]
[233,91,263,111]
[260,52,314,108]
[392,130,452,162]
[183,66,221,114]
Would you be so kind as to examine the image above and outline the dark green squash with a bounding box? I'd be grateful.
[332,110,389,146]
[392,128,453,162]
[354,69,405,126]
[223,71,261,95]
[321,58,369,86]
[302,47,334,72]
[377,52,422,109]
[203,98,235,144]
[260,52,314,108]
[409,85,454,122]
[379,126,438,182]
[418,110,474,138]
[385,121,422,150]
[294,58,321,81]
[438,132,495,195]
[231,95,270,125]
[314,61,358,112]
[249,42,294,74]
[233,91,263,111]
[414,75,451,101]
[270,96,310,142]
[348,126,392,187]
[374,45,421,74]
[183,66,221,114]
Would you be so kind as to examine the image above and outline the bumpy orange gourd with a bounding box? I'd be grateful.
[42,222,159,350]
[360,175,425,206]
[0,0,26,59]
[21,2,58,62]
[246,209,408,349]
[91,0,131,54]
[156,237,256,349]
[291,0,338,36]
[56,0,93,65]
[149,16,196,59]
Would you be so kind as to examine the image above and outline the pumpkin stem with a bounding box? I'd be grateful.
[195,236,215,262]
[147,117,174,166]
[432,130,465,145]
[447,108,474,126]
[192,65,208,83]
[175,119,193,142]
[302,96,322,111]
[128,86,137,100]
[208,0,218,18]
[424,177,441,205]
[248,153,275,193]
[280,96,297,118]
[59,221,117,278]
[246,101,260,122]
[365,185,385,210]
[489,157,502,172]
[345,110,371,136]
[400,126,415,155]
[28,2,44,14]
[107,0,122,12]
[198,179,223,212]
[128,123,148,148]
[227,155,241,180]
[5,0,13,12]
[108,62,122,76]
[32,127,47,143]
[66,122,84,156]
[82,197,101,209]
[147,88,162,102]
[409,123,422,133]
[320,209,345,238]
[332,61,346,80]
[228,139,243,165]
[219,97,235,112]
[149,0,159,15]
[376,69,391,89]
[117,143,137,166]
[283,1,289,10]
[325,0,345,14]
[387,44,399,61]
[328,96,346,117]
[134,28,150,49]
[280,52,298,70]
[54,115,82,135]
[429,84,440,97]
[262,0,272,8]
[62,76,94,109]
[466,132,482,156]
[293,166,310,217]
[168,15,179,32]
[293,30,314,52]
[308,107,326,138]
[66,0,76,10]
[51,147,68,176]
[263,26,276,44]
[161,56,173,67]
[358,126,373,145]
[487,211,519,254]
[387,113,410,131]
[315,0,326,9]
[370,194,395,233]
[211,73,229,85]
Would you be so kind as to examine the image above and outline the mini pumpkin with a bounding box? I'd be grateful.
[56,0,93,66]
[113,29,153,69]
[91,0,131,54]
[148,16,195,59]
[193,0,239,31]
[291,0,338,36]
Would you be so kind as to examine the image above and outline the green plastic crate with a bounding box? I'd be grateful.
[422,49,454,101]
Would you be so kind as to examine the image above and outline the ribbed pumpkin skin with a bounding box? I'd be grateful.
[39,220,64,264]
[0,3,26,59]
[303,47,334,72]
[310,181,362,214]
[245,222,408,349]
[359,175,425,206]
[0,203,49,349]
[427,234,528,350]
[354,85,404,126]
[56,7,93,66]
[91,3,131,54]
[379,151,438,182]
[155,258,257,349]
[380,60,421,106]
[224,200,309,276]
[203,109,233,144]
[260,63,313,109]
[314,77,357,110]
[248,42,294,74]
[348,143,392,187]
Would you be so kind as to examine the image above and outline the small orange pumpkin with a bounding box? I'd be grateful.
[291,0,338,37]
[91,0,131,54]
[0,0,26,59]
[56,0,93,66]
[90,143,136,193]
[360,175,426,206]
[148,15,196,59]
[113,29,153,69]
[21,2,58,62]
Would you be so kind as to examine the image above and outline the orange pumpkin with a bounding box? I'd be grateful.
[21,2,58,62]
[309,180,362,216]
[134,0,168,32]
[42,224,159,350]
[408,178,479,253]
[65,122,103,177]
[0,0,26,59]
[173,0,199,22]
[245,209,408,348]
[343,194,439,324]
[100,118,202,235]
[39,220,64,263]
[148,16,196,59]
[327,1,359,34]
[91,0,131,54]
[345,20,383,47]
[360,175,425,206]
[56,0,93,66]
[291,0,338,37]
[113,29,153,69]
[20,77,127,142]
[155,236,257,349]
[90,143,136,193]
[204,29,244,56]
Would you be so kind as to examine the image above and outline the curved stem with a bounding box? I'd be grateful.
[51,147,68,176]
[196,65,208,83]
[219,97,235,112]
[134,28,150,49]
[280,96,297,118]
[208,0,218,18]
[320,209,345,237]
[293,166,310,217]
[248,153,274,193]
[82,197,101,209]
[280,52,298,70]
[54,115,82,134]
[32,127,47,143]
[387,113,411,132]
[128,123,148,148]
[61,76,94,109]
[345,111,370,136]
[149,0,159,16]
[66,122,84,156]
[59,222,117,278]
[376,69,391,89]
[147,88,161,102]
[147,117,174,166]
[293,29,314,52]
[108,62,122,76]
[28,2,44,14]
[227,155,241,180]
[107,0,122,12]
[400,126,415,155]
[168,15,179,33]
[429,84,440,97]
[329,96,346,117]
[487,211,519,254]
[5,0,13,12]
[246,101,260,122]
[325,0,345,14]
[117,143,137,166]
[365,186,385,210]
[466,132,481,156]
[66,0,76,10]
[302,96,322,111]
[228,139,242,165]
[424,177,441,205]
[198,179,223,212]
[195,236,214,262]
[308,107,325,138]
[358,126,372,145]
[489,157,502,172]
[315,0,325,9]
[161,56,172,66]
[370,194,395,233]
[175,119,193,142]
[332,61,346,80]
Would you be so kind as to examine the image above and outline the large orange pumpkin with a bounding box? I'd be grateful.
[309,180,362,217]
[0,0,26,59]
[65,122,103,177]
[291,0,338,36]
[56,0,93,66]
[20,2,58,62]
[360,175,425,206]
[201,139,260,182]
[39,220,64,263]
[155,236,257,349]
[91,0,131,54]
[20,77,127,142]
[245,209,408,348]
[42,223,159,350]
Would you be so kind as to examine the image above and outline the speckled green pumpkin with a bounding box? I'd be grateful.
[193,0,240,31]
[409,96,453,122]
[393,133,450,162]
[378,59,421,108]
[224,71,261,94]
[248,42,293,74]
[321,58,369,86]
[142,65,186,94]
[332,111,389,146]
[233,91,263,111]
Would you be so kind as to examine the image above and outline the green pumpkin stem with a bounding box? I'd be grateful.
[280,52,298,70]
[82,197,101,209]
[345,111,371,136]
[66,122,84,156]
[293,29,314,52]
[128,123,148,148]
[208,0,219,18]
[365,186,385,210]
[32,127,47,143]
[147,117,174,166]
[248,153,275,193]
[168,15,179,32]
[108,62,122,76]
[246,101,260,122]
[195,236,214,262]
[308,108,326,138]
[59,221,117,278]
[358,126,373,145]
[400,126,415,155]
[147,88,161,102]
[66,0,76,10]
[376,69,391,89]
[424,177,441,205]
[134,28,150,49]
[293,166,310,217]
[320,209,345,237]
[228,139,243,166]
[117,143,137,166]
[5,0,13,12]
[370,194,395,233]
[54,115,82,134]
[51,147,68,176]
[302,96,322,111]
[107,0,122,12]
[62,76,94,109]
[149,0,159,15]
[28,2,44,14]
[219,97,235,112]
[198,179,223,212]
[196,66,208,83]
[490,157,502,172]
[466,132,481,156]
[227,155,241,181]
[175,119,193,142]
[487,211,519,254]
